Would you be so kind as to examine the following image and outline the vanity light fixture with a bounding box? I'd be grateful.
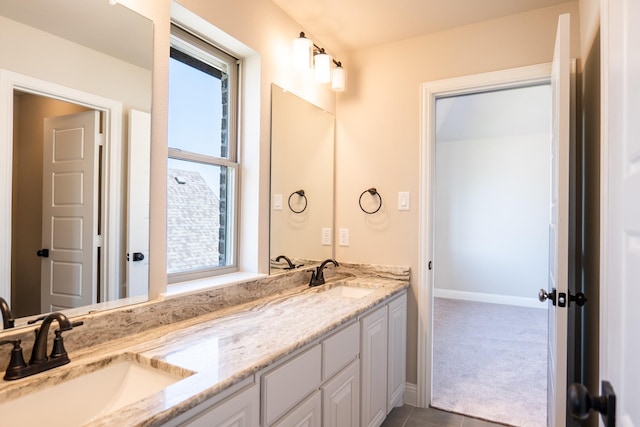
[331,62,346,92]
[108,0,118,5]
[292,32,346,92]
[292,32,313,69]
[314,48,331,83]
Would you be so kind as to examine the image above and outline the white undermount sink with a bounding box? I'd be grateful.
[0,354,189,426]
[322,285,376,298]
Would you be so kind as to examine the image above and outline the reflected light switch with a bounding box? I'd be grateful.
[273,194,283,210]
[398,192,410,211]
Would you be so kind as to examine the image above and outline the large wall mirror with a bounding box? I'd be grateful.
[270,85,335,273]
[0,0,153,329]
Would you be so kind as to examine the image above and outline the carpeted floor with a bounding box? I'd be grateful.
[432,298,547,427]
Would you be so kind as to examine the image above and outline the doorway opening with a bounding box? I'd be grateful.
[416,62,557,414]
[430,82,550,426]
[11,92,96,316]
[0,70,124,318]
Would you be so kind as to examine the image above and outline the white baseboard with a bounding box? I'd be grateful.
[404,382,418,407]
[434,289,545,309]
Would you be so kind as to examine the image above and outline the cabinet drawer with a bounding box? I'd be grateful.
[322,321,359,380]
[262,345,322,426]
[272,390,321,427]
[181,383,259,427]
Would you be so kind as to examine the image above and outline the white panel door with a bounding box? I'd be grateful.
[126,109,151,297]
[546,13,571,427]
[41,111,99,312]
[601,0,640,425]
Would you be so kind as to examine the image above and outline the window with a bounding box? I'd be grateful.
[167,24,239,281]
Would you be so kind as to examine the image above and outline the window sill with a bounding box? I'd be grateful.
[159,271,267,300]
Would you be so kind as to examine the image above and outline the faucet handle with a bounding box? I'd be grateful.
[58,320,84,333]
[27,315,47,325]
[0,339,28,379]
[50,322,82,359]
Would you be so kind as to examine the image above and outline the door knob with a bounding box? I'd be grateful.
[36,249,49,258]
[568,381,616,427]
[538,288,557,306]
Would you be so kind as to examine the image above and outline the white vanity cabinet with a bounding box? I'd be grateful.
[360,292,407,427]
[164,290,407,427]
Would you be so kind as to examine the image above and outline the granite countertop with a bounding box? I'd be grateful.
[0,267,409,427]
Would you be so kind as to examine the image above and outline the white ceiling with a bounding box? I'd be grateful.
[271,0,571,53]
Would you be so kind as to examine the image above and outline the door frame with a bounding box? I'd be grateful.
[416,63,552,407]
[0,69,123,305]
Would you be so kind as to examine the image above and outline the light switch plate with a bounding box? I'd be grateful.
[398,191,410,211]
[339,228,350,246]
[273,194,283,210]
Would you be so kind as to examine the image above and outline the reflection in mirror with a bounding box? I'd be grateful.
[0,0,153,329]
[270,85,335,274]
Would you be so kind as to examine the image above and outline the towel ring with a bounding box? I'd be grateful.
[359,188,382,214]
[288,190,308,213]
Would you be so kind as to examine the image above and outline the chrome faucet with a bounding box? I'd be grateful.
[0,312,82,380]
[309,259,339,287]
[0,297,15,329]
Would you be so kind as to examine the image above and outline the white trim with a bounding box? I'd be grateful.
[434,289,546,309]
[417,63,552,408]
[160,271,266,299]
[0,69,123,306]
[403,382,418,407]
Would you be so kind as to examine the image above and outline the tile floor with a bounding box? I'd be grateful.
[381,405,509,427]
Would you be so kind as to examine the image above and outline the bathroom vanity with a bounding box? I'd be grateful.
[0,264,408,427]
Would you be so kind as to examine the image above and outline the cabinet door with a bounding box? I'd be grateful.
[183,383,259,427]
[322,360,360,427]
[387,293,407,412]
[272,390,321,427]
[360,306,388,427]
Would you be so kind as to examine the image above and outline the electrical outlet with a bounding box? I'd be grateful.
[339,228,350,246]
[321,228,332,246]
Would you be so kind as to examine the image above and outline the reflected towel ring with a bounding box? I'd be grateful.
[288,190,308,213]
[359,188,382,214]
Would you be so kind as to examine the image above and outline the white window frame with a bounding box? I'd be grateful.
[167,23,241,283]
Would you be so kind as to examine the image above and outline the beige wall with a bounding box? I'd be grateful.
[334,2,580,384]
